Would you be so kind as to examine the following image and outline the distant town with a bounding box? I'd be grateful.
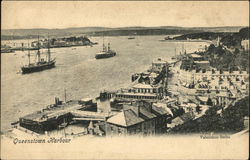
[2,26,249,138]
[1,36,97,53]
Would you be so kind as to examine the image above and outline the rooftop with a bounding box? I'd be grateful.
[152,58,168,64]
[197,96,209,102]
[116,92,157,97]
[107,109,144,127]
[152,105,169,116]
[190,54,202,58]
[133,83,153,89]
[216,91,228,97]
[153,103,173,116]
[194,61,210,64]
[139,107,157,120]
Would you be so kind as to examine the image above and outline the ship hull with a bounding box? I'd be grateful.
[95,52,116,59]
[21,60,56,74]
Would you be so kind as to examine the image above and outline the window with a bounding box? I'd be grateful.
[118,128,122,134]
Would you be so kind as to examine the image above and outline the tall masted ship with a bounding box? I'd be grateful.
[21,36,56,74]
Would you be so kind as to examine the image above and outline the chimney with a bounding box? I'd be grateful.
[131,101,140,117]
[55,97,59,105]
[150,102,153,113]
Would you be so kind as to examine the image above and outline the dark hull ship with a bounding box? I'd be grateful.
[21,60,56,74]
[128,37,135,40]
[95,42,116,59]
[21,36,56,74]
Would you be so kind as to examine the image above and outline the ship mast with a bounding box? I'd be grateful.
[102,35,105,52]
[28,40,31,65]
[47,34,51,62]
[37,35,41,63]
[182,42,184,54]
[108,43,110,51]
[64,88,67,103]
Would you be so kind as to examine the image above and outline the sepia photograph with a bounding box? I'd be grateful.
[1,1,249,159]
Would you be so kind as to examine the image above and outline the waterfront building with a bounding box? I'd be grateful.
[115,83,165,101]
[105,101,172,136]
[178,69,249,87]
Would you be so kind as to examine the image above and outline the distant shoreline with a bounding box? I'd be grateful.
[160,39,213,43]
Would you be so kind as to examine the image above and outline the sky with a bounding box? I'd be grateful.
[1,1,249,30]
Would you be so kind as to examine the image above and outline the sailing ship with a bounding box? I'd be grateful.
[95,38,116,59]
[21,36,56,74]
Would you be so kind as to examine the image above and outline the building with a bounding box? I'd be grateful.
[151,58,168,73]
[168,112,195,129]
[105,101,173,136]
[106,109,144,136]
[241,39,249,51]
[193,61,210,70]
[115,83,164,101]
[189,54,203,61]
[179,69,249,87]
[180,53,209,70]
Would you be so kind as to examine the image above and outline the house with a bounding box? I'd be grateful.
[152,103,173,134]
[105,101,173,136]
[168,112,195,129]
[106,109,144,136]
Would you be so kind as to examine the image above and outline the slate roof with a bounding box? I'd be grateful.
[107,109,144,127]
[169,117,184,128]
[139,107,157,120]
[152,105,169,116]
[153,103,174,116]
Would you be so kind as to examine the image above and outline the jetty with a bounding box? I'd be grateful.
[18,98,114,134]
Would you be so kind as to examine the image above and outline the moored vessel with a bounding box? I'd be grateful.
[95,42,116,59]
[21,36,56,74]
[128,37,135,40]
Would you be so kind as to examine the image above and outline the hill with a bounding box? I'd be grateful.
[1,26,247,40]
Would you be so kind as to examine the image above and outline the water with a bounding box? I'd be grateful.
[1,35,209,132]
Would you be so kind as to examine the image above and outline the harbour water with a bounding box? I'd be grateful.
[1,35,209,133]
